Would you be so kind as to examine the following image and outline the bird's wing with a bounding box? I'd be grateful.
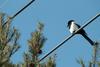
[75,23,88,35]
[74,23,81,28]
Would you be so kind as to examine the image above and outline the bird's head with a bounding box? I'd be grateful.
[67,20,75,28]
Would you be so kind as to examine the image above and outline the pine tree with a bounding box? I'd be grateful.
[23,22,56,67]
[0,13,20,67]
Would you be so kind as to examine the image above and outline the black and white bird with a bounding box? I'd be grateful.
[67,20,94,46]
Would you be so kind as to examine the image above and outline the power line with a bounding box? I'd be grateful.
[39,13,100,62]
[3,0,35,27]
[11,0,35,19]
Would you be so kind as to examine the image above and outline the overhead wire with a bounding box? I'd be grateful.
[3,0,35,27]
[11,0,35,19]
[39,13,100,62]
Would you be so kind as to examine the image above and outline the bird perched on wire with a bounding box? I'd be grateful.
[67,20,94,46]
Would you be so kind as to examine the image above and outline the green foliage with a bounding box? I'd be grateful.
[28,22,47,57]
[77,42,100,67]
[0,13,20,67]
[77,59,85,67]
[0,12,56,67]
[45,57,56,67]
[23,22,56,67]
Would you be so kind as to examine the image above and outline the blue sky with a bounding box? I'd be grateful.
[0,0,100,67]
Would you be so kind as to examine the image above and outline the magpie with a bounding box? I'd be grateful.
[67,20,94,46]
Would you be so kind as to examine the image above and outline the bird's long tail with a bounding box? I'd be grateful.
[81,33,94,46]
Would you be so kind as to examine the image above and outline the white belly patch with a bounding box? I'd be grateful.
[69,22,79,33]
